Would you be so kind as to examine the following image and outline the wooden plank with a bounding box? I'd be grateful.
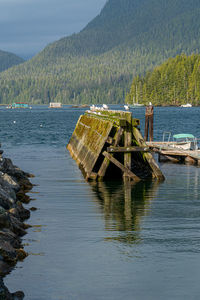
[107,146,149,153]
[97,127,125,180]
[86,172,98,180]
[160,150,188,156]
[124,112,132,181]
[97,157,110,181]
[103,151,141,182]
[114,127,124,146]
[132,126,165,181]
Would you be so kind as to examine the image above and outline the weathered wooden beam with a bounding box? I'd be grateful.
[97,127,124,181]
[97,157,110,181]
[114,127,124,146]
[86,172,98,181]
[124,113,132,181]
[85,112,127,127]
[132,126,165,181]
[103,151,141,182]
[107,146,149,153]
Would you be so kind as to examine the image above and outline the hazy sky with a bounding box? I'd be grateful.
[0,0,106,58]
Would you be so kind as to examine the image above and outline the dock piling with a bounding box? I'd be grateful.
[144,103,154,142]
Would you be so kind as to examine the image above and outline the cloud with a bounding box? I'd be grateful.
[0,0,106,58]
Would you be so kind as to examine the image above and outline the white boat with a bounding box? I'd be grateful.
[162,132,198,150]
[180,103,192,107]
[102,104,109,110]
[49,102,62,108]
[130,103,144,108]
[130,88,144,108]
[124,104,129,110]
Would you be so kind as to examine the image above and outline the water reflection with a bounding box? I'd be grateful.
[90,180,160,244]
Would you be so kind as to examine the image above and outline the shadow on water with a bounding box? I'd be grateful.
[89,180,160,244]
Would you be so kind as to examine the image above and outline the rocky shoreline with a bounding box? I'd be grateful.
[0,154,34,299]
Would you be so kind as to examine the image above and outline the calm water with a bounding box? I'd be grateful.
[1,105,200,300]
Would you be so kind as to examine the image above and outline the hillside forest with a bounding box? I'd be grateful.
[0,0,200,105]
[126,54,200,106]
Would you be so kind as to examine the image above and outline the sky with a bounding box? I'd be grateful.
[0,0,106,59]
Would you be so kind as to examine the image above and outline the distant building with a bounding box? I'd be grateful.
[49,102,62,108]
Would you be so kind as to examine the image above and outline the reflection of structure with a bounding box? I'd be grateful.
[90,180,160,244]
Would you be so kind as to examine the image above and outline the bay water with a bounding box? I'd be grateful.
[1,105,200,300]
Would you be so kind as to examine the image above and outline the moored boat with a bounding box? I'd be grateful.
[124,104,129,110]
[180,103,192,107]
[49,102,62,108]
[11,102,29,109]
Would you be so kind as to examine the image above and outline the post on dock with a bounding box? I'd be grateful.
[144,102,154,142]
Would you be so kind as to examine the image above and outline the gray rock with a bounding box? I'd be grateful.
[1,174,20,192]
[0,240,17,263]
[9,215,26,236]
[0,187,15,210]
[0,212,10,229]
[0,229,21,249]
[9,202,30,221]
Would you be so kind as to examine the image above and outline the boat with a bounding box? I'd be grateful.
[129,88,144,108]
[11,102,29,109]
[72,104,89,108]
[49,102,62,108]
[129,99,144,108]
[180,103,192,107]
[147,133,199,165]
[162,132,198,150]
[102,104,109,110]
[124,104,129,110]
[130,103,144,108]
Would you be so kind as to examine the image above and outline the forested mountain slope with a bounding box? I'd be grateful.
[126,54,200,106]
[0,50,24,72]
[0,0,200,104]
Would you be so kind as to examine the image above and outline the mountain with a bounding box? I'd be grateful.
[0,0,200,104]
[126,53,200,106]
[0,50,24,72]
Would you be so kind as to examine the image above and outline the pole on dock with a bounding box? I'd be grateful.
[144,102,154,142]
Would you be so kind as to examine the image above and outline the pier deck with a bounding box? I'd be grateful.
[147,141,200,165]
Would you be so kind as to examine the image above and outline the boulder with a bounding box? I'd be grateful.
[0,188,15,210]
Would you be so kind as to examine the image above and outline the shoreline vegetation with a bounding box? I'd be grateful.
[126,54,200,107]
[0,0,200,105]
[0,148,34,299]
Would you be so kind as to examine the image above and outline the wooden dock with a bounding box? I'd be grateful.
[147,141,200,165]
[67,110,164,182]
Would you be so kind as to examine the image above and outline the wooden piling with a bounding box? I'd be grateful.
[144,103,154,142]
